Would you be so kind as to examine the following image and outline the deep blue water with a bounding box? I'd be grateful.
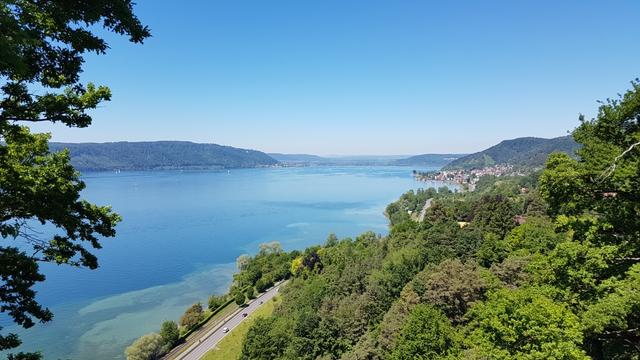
[3,166,444,359]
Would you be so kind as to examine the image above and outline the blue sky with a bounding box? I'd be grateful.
[29,0,640,155]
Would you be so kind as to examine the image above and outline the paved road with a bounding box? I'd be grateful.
[177,283,284,360]
[418,198,433,222]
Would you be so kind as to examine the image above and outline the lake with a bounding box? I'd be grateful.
[2,165,445,359]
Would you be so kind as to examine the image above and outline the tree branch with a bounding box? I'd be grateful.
[4,117,56,123]
[598,141,640,181]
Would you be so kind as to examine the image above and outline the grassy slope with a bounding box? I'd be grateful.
[202,296,280,360]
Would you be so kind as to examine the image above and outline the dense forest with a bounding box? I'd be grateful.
[391,154,463,167]
[443,136,580,170]
[216,82,639,359]
[49,141,278,171]
[268,154,426,166]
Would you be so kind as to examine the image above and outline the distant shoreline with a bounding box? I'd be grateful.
[76,164,445,173]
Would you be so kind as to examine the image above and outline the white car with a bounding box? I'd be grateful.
[222,327,229,333]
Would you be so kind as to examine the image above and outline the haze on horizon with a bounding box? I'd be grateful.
[26,0,640,156]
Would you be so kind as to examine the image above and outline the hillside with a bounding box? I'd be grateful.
[268,153,327,164]
[442,136,579,170]
[49,141,279,171]
[392,154,464,167]
[269,153,411,166]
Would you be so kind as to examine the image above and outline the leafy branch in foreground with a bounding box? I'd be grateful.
[0,1,149,355]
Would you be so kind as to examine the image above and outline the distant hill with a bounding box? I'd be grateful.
[49,141,279,171]
[442,136,579,170]
[392,154,465,167]
[269,153,412,166]
[268,153,327,163]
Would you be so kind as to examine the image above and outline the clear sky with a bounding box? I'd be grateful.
[28,0,640,155]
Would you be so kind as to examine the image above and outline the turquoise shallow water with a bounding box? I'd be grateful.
[2,165,443,359]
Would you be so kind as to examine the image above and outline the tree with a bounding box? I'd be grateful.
[208,294,226,310]
[255,278,268,293]
[125,333,164,360]
[582,264,640,357]
[325,233,339,247]
[240,316,289,360]
[538,80,640,356]
[6,352,42,360]
[390,304,461,360]
[476,217,564,267]
[159,320,179,349]
[179,303,204,330]
[0,1,149,354]
[475,232,509,267]
[489,255,531,289]
[259,241,283,255]
[465,287,588,359]
[246,286,256,300]
[503,216,564,255]
[236,254,251,271]
[471,194,518,238]
[235,291,246,306]
[415,259,488,324]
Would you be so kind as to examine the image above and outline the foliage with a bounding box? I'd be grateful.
[470,194,518,238]
[0,0,148,354]
[233,241,291,290]
[465,287,588,359]
[537,80,640,357]
[235,291,246,306]
[581,264,640,357]
[6,352,42,360]
[246,286,256,300]
[159,321,179,349]
[238,317,289,360]
[415,259,489,324]
[385,188,437,225]
[208,294,226,311]
[179,303,204,330]
[255,278,269,293]
[124,333,164,360]
[390,304,461,360]
[476,217,564,267]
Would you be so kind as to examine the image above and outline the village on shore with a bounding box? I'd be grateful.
[413,164,526,191]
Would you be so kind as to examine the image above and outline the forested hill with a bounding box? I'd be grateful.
[268,153,327,164]
[269,153,413,166]
[49,141,279,171]
[443,135,579,170]
[392,154,464,167]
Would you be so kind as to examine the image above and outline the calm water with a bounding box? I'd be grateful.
[3,166,444,359]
